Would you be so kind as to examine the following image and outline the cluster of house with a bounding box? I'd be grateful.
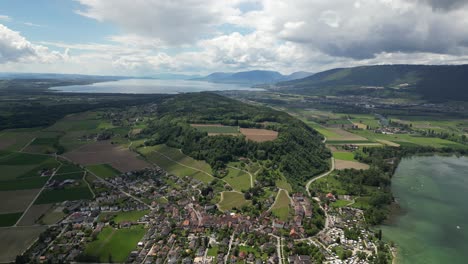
[374,127,408,135]
[316,207,380,263]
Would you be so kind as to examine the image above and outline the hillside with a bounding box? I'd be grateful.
[275,65,468,101]
[139,92,330,190]
[194,70,313,85]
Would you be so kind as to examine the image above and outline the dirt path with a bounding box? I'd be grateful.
[14,163,63,227]
[82,171,96,199]
[19,137,36,152]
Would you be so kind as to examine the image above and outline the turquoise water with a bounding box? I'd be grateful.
[50,79,264,94]
[381,156,468,264]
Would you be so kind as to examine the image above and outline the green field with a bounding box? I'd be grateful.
[83,225,146,263]
[86,164,121,178]
[218,191,251,211]
[139,145,214,183]
[34,184,93,204]
[0,177,48,191]
[303,121,341,138]
[100,210,149,224]
[224,168,251,192]
[0,212,23,227]
[352,130,464,148]
[275,178,293,193]
[207,246,219,257]
[56,163,83,174]
[53,171,84,181]
[271,189,290,221]
[192,125,239,134]
[332,152,356,161]
[0,153,60,181]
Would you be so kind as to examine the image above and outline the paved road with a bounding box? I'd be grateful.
[305,157,335,197]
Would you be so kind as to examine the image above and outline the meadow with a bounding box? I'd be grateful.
[218,191,251,211]
[271,189,291,221]
[139,144,214,183]
[100,210,149,224]
[224,167,251,192]
[83,225,146,263]
[86,164,121,178]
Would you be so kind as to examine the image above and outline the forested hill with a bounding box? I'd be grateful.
[274,64,468,101]
[140,93,331,190]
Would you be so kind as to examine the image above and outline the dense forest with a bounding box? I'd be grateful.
[139,93,331,190]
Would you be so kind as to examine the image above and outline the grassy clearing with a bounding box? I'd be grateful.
[207,246,219,257]
[0,212,23,227]
[275,178,293,193]
[86,164,121,178]
[218,191,251,211]
[83,226,146,263]
[271,189,290,221]
[224,168,251,192]
[332,152,356,161]
[100,210,149,224]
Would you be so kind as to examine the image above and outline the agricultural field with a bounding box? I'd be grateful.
[352,130,464,148]
[0,212,23,227]
[224,167,252,192]
[191,124,240,135]
[332,151,356,161]
[34,180,93,205]
[17,204,54,226]
[0,189,40,213]
[0,152,60,181]
[271,189,291,221]
[0,130,37,152]
[100,210,149,224]
[139,144,214,183]
[86,164,121,178]
[0,226,47,263]
[218,191,251,211]
[335,160,370,170]
[82,225,146,263]
[38,206,66,225]
[64,140,150,172]
[239,128,278,142]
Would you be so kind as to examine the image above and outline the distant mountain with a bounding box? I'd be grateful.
[150,73,201,80]
[275,65,468,101]
[194,70,313,85]
[0,72,125,81]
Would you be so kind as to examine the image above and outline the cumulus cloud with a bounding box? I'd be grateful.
[75,0,249,45]
[0,24,64,64]
[240,0,468,59]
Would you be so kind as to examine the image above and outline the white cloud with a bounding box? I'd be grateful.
[0,24,64,64]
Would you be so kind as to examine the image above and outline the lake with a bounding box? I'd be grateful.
[51,79,264,94]
[381,156,468,264]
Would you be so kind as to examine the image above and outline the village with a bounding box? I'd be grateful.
[20,162,390,264]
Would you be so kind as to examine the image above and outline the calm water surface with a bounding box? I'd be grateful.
[381,156,468,264]
[51,79,264,94]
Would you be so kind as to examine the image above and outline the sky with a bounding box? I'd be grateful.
[1,0,468,76]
